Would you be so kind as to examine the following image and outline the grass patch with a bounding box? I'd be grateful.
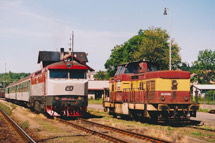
[207,138,215,142]
[190,131,215,142]
[10,103,17,110]
[20,120,29,129]
[0,102,12,115]
[36,128,41,132]
[199,108,209,113]
[195,126,215,131]
[167,126,172,131]
[87,108,160,128]
[191,131,204,137]
[88,98,103,104]
[37,119,63,133]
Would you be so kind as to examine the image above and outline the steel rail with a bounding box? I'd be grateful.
[56,118,128,143]
[78,118,171,143]
[189,126,215,132]
[0,108,36,143]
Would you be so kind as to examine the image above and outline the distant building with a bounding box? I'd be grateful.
[192,84,215,98]
[0,83,5,98]
[88,80,109,99]
[37,48,88,68]
[87,71,97,80]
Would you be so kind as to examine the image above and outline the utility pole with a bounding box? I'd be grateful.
[163,8,172,70]
[4,63,6,88]
[72,31,74,55]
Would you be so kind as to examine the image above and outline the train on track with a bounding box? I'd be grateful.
[103,60,199,122]
[5,48,94,117]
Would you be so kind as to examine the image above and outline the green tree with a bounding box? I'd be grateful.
[105,27,181,77]
[94,70,109,80]
[191,49,215,84]
[133,28,181,70]
[179,62,191,71]
[193,49,215,70]
[0,72,30,87]
[105,45,125,77]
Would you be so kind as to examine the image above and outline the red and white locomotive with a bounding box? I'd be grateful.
[5,49,94,117]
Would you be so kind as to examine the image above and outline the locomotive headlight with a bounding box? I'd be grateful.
[160,96,165,101]
[78,97,82,100]
[67,62,72,68]
[172,80,178,90]
[55,97,59,100]
[184,96,188,102]
[172,80,178,86]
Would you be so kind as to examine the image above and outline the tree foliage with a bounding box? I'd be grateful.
[193,49,215,70]
[105,27,181,77]
[93,70,109,80]
[191,49,215,84]
[0,72,30,87]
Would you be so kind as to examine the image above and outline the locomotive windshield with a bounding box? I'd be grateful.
[49,69,87,79]
[124,63,139,74]
[115,65,125,75]
[147,63,157,72]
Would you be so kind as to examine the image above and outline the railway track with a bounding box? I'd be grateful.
[57,118,128,143]
[78,118,171,143]
[188,126,215,132]
[0,108,36,143]
[57,118,171,143]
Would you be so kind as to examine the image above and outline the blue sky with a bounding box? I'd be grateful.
[0,0,214,73]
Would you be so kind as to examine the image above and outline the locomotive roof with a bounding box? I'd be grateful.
[118,60,148,66]
[37,51,88,64]
[61,54,94,71]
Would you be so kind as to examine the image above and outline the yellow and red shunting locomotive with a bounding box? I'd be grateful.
[103,61,199,122]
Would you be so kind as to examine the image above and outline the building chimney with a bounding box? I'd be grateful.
[60,48,64,60]
[69,48,72,56]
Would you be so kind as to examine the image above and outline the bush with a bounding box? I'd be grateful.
[0,102,12,115]
[20,120,29,129]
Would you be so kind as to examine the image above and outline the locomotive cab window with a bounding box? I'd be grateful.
[125,63,139,74]
[49,69,87,79]
[115,66,125,75]
[147,64,157,72]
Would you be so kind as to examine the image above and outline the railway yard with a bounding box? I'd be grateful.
[0,99,214,143]
[0,1,214,143]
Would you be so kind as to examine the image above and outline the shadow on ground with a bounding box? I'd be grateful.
[111,114,202,127]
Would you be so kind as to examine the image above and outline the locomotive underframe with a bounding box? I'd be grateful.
[103,101,199,121]
[30,95,88,117]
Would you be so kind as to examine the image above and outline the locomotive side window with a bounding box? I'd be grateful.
[147,64,157,71]
[49,69,87,79]
[115,66,125,75]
